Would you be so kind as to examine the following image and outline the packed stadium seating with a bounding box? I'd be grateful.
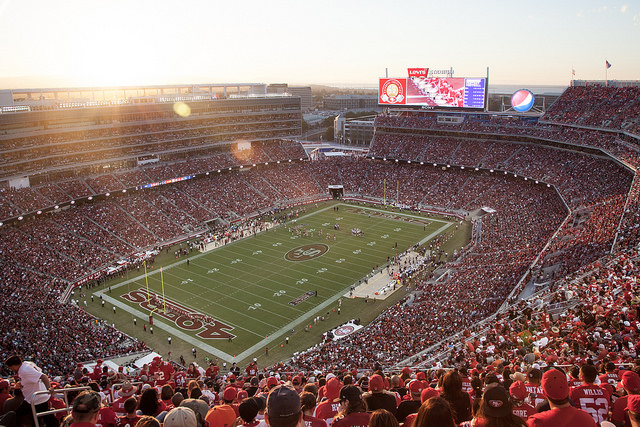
[1,83,639,427]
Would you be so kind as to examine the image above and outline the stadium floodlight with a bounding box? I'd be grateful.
[420,162,424,165]
[54,206,59,209]
[88,196,93,200]
[18,216,23,220]
[37,211,42,215]
[106,193,110,196]
[70,201,75,204]
[122,189,127,193]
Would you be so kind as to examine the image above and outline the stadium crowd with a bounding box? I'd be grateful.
[2,83,640,427]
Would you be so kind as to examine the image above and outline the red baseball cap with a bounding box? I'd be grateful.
[266,377,279,388]
[369,375,384,392]
[223,386,237,402]
[509,381,528,401]
[420,388,439,403]
[541,369,569,401]
[621,371,640,393]
[408,380,423,395]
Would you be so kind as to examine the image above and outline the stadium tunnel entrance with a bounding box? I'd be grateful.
[328,184,344,199]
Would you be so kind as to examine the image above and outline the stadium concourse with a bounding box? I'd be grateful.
[1,84,640,425]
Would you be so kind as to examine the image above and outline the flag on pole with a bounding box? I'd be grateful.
[572,68,575,76]
[606,60,612,69]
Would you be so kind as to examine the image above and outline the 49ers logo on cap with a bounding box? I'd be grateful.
[489,400,504,408]
[285,244,329,261]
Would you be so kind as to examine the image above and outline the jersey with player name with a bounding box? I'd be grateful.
[569,384,610,425]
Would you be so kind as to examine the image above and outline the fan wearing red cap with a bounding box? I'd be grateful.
[314,377,342,424]
[509,381,536,421]
[612,370,640,426]
[362,375,397,416]
[568,364,610,425]
[395,380,423,423]
[627,395,640,427]
[526,369,596,426]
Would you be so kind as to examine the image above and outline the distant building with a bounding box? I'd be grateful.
[267,84,312,110]
[334,114,375,146]
[323,95,378,111]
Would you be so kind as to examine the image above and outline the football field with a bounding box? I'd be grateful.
[92,202,456,363]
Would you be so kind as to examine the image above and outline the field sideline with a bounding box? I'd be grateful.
[85,202,465,365]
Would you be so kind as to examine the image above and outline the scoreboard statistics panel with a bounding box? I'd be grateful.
[379,77,486,109]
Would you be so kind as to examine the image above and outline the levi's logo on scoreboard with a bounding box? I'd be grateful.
[408,68,429,77]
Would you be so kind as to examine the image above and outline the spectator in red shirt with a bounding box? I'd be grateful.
[526,369,596,427]
[117,397,141,427]
[331,386,370,427]
[300,392,325,427]
[569,364,610,426]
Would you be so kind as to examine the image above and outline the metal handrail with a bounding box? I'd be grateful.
[30,386,90,427]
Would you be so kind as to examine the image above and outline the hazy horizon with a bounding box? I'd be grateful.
[1,0,638,90]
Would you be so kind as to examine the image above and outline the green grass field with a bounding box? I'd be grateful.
[83,202,468,367]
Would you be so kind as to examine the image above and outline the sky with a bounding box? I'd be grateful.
[0,0,639,89]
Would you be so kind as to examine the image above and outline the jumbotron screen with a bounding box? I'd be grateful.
[379,77,486,109]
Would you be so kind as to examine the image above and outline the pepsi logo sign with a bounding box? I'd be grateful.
[511,89,534,112]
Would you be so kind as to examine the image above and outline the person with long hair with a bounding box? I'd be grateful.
[332,386,371,427]
[138,388,167,422]
[471,384,525,427]
[368,409,398,427]
[440,371,472,424]
[412,397,456,427]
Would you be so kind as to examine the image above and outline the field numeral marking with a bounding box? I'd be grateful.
[248,303,262,310]
[335,258,346,264]
[322,222,330,227]
[273,290,287,297]
[207,268,219,274]
[336,217,343,220]
[381,234,389,239]
[353,249,361,255]
[231,258,242,264]
[316,267,327,274]
[367,241,376,246]
[181,278,194,285]
[252,250,263,255]
[290,236,298,239]
[272,242,282,247]
[296,278,308,285]
[394,227,402,232]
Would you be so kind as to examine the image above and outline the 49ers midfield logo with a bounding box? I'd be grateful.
[285,244,329,262]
